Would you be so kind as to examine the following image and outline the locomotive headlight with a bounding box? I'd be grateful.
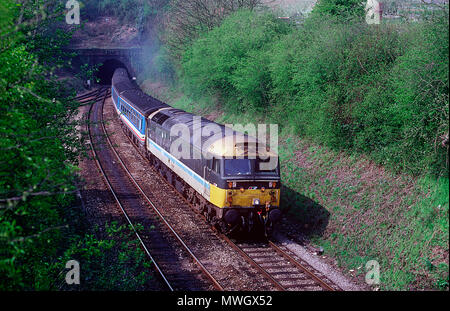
[228,182,238,189]
[253,198,260,206]
[227,191,233,204]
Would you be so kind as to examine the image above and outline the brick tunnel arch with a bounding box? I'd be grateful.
[96,58,128,85]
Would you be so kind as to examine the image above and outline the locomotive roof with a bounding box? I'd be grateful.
[206,135,277,158]
[155,109,277,158]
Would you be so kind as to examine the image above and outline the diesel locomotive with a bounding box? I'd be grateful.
[111,68,281,236]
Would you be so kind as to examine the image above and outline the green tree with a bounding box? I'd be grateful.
[312,0,365,19]
[0,0,81,289]
[182,10,289,110]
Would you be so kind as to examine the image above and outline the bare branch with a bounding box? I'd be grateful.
[163,0,266,58]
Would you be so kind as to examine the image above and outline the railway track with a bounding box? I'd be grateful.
[85,87,224,291]
[222,237,340,291]
[75,87,108,104]
[98,89,342,292]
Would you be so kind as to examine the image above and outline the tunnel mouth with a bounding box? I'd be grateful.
[96,59,127,85]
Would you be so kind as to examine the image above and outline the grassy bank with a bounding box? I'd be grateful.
[136,2,448,290]
[138,77,448,290]
[175,9,448,177]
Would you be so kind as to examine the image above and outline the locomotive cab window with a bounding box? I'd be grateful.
[224,159,251,176]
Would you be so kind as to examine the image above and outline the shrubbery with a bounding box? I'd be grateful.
[179,7,449,176]
[312,0,365,19]
[182,10,290,111]
[0,1,155,290]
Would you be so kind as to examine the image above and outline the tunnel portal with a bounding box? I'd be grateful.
[66,47,142,86]
[96,59,127,85]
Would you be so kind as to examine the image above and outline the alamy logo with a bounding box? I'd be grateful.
[365,0,382,25]
[65,260,80,285]
[365,260,380,285]
[66,0,80,25]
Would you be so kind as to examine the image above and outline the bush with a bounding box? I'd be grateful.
[311,0,366,20]
[57,222,154,291]
[179,6,448,176]
[182,9,289,110]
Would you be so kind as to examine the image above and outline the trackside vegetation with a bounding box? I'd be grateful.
[138,0,449,290]
[0,1,155,290]
[179,9,448,177]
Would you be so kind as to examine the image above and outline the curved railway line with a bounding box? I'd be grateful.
[83,88,223,291]
[79,86,342,291]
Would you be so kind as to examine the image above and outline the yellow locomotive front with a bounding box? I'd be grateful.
[205,136,281,235]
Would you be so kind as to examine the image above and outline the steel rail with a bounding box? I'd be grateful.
[75,88,104,102]
[268,241,337,291]
[220,235,287,291]
[79,88,107,104]
[86,88,174,291]
[99,94,225,291]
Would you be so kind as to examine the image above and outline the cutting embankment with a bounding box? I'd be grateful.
[136,5,449,289]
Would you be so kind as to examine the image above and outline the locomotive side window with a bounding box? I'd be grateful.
[213,158,221,174]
